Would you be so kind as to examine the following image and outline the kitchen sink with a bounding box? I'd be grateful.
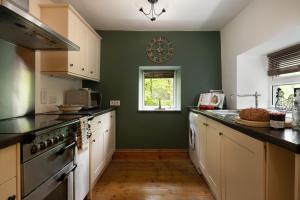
[207,110,239,116]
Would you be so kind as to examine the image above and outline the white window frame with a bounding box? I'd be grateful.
[138,66,181,112]
[269,72,300,107]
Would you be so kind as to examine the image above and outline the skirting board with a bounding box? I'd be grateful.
[113,149,189,160]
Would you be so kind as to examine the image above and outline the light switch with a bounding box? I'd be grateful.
[41,88,47,104]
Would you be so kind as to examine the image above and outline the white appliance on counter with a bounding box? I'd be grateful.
[75,117,90,200]
[188,112,201,174]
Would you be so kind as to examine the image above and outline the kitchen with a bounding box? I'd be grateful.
[0,0,300,200]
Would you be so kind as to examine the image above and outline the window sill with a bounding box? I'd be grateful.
[138,108,182,113]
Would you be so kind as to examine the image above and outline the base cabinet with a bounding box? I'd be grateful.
[89,111,116,189]
[221,127,265,200]
[206,120,221,199]
[0,144,20,200]
[191,113,266,200]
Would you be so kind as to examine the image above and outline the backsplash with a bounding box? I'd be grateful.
[0,39,35,119]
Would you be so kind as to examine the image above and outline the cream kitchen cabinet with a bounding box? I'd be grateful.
[89,111,116,188]
[221,124,265,200]
[0,144,21,200]
[192,112,266,200]
[198,115,207,174]
[205,119,222,200]
[90,128,105,188]
[40,4,101,82]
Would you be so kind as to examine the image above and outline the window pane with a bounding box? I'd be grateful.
[272,83,300,105]
[144,77,174,107]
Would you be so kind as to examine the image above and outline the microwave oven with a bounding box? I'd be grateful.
[65,88,102,109]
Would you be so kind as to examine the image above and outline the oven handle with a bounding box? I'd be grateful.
[57,164,77,182]
[56,142,77,156]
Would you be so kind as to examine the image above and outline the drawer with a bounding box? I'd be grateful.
[0,145,17,185]
[0,177,17,200]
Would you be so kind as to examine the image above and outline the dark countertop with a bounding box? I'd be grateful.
[189,107,300,153]
[0,107,116,149]
[42,107,116,117]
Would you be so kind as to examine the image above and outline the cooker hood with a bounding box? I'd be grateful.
[0,0,79,51]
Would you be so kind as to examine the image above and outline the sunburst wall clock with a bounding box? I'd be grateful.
[146,36,175,64]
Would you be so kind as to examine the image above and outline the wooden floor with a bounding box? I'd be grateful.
[92,152,215,200]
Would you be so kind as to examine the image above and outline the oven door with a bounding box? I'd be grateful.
[23,162,76,200]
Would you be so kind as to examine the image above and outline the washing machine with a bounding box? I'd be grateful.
[188,112,201,174]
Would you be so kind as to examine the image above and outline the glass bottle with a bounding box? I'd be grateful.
[292,90,300,130]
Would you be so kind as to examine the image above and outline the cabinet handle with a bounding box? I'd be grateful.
[98,121,101,124]
[8,195,16,200]
[106,130,109,133]
[90,71,94,74]
[81,68,85,71]
[70,64,74,67]
[219,132,223,136]
[203,123,208,126]
[92,139,96,143]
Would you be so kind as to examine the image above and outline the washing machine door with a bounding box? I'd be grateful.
[189,126,195,151]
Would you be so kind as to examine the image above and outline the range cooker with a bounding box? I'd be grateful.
[19,116,81,200]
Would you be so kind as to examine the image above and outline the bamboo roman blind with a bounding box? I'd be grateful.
[144,70,175,79]
[268,44,300,76]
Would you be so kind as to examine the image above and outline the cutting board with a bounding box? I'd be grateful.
[234,117,293,128]
[234,117,270,128]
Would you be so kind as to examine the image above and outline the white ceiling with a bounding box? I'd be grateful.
[54,0,252,31]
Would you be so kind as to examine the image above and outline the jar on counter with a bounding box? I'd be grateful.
[270,112,286,129]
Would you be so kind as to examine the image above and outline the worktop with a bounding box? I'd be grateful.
[0,107,116,149]
[189,107,300,153]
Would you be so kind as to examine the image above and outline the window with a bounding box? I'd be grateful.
[138,66,181,111]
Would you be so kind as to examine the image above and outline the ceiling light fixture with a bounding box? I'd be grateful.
[139,0,166,21]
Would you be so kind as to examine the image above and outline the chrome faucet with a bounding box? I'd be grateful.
[237,91,261,108]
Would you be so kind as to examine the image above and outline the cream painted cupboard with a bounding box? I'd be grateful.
[89,111,116,189]
[39,4,101,82]
[193,113,265,200]
[0,144,21,200]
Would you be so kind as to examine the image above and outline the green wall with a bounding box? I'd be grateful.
[84,31,221,149]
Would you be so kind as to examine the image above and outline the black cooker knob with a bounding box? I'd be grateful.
[58,134,65,141]
[53,136,59,144]
[46,139,54,147]
[8,195,16,200]
[39,141,47,150]
[30,144,40,154]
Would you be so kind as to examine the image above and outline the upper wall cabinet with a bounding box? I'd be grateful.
[40,4,101,82]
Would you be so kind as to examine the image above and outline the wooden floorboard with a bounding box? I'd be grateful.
[92,154,215,200]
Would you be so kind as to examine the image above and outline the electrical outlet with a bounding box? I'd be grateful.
[110,100,121,106]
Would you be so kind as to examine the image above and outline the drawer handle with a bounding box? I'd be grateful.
[106,130,109,133]
[8,195,16,200]
[92,139,96,143]
[70,64,74,67]
[90,71,94,74]
[219,132,223,136]
[57,164,77,182]
[57,142,76,156]
[81,68,85,71]
[203,123,208,126]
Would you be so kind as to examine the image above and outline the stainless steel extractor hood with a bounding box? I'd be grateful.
[0,0,79,51]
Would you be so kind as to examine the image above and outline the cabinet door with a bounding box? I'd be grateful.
[77,21,88,77]
[0,177,17,200]
[198,116,207,174]
[68,10,82,75]
[86,31,100,80]
[90,130,104,186]
[221,128,265,200]
[206,122,221,200]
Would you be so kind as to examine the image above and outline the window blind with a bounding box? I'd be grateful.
[268,44,300,76]
[144,70,175,79]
